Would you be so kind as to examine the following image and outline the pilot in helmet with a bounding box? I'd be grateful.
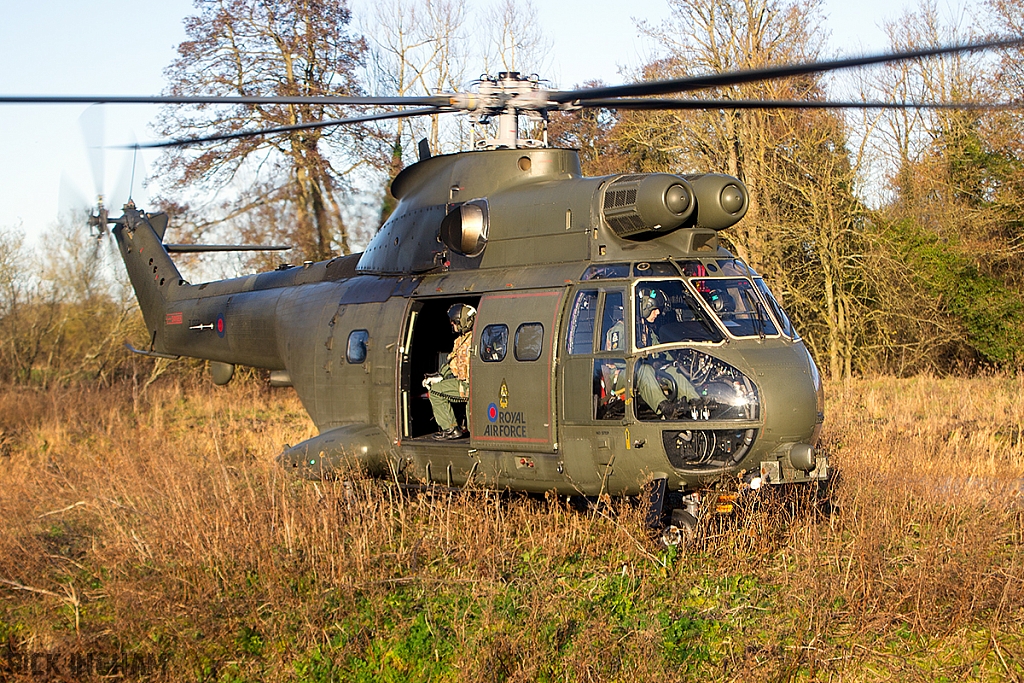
[636,287,669,348]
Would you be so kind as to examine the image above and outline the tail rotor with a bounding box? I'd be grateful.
[86,196,109,239]
[79,105,112,241]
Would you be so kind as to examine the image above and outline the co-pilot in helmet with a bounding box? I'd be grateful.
[447,303,477,334]
[704,287,734,313]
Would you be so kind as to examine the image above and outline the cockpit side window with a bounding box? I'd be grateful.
[754,278,796,338]
[634,280,723,348]
[594,359,627,420]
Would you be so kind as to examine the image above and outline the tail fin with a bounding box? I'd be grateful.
[112,204,184,353]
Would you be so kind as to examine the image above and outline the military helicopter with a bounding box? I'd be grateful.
[5,36,1022,538]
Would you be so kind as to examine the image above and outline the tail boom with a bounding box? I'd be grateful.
[113,207,285,370]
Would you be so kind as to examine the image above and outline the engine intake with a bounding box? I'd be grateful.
[686,174,749,230]
[439,198,489,256]
[601,173,695,238]
[600,172,749,238]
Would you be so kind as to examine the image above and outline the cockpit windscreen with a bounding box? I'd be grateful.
[691,278,778,337]
[634,280,723,348]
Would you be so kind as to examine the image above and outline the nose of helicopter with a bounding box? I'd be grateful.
[737,341,822,450]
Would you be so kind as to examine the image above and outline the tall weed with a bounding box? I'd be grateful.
[0,374,1021,681]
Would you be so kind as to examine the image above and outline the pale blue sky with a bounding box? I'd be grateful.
[0,0,966,243]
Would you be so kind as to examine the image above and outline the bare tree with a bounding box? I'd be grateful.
[632,0,828,270]
[0,220,146,385]
[482,0,551,76]
[618,0,877,376]
[364,0,468,183]
[860,0,1024,369]
[979,0,1024,277]
[0,224,24,325]
[156,0,368,260]
[548,85,630,176]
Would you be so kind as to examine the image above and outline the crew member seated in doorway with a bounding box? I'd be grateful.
[425,304,476,440]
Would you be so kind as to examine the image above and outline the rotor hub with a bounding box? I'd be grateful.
[448,72,556,150]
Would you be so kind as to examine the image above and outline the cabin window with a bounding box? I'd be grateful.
[514,323,544,362]
[594,359,627,420]
[581,263,629,280]
[346,330,369,363]
[480,324,508,362]
[600,291,625,351]
[566,290,597,355]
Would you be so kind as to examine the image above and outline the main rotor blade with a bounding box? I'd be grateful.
[128,107,449,149]
[0,94,452,107]
[164,244,291,252]
[578,98,1024,111]
[552,36,1024,103]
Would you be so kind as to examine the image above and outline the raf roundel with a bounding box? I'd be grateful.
[216,313,226,338]
[487,403,498,423]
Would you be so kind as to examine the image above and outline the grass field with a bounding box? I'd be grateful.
[1,374,1022,682]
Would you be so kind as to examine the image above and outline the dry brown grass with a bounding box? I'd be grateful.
[0,374,1022,681]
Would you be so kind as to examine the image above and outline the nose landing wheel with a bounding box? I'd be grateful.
[644,477,700,547]
[659,509,698,546]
